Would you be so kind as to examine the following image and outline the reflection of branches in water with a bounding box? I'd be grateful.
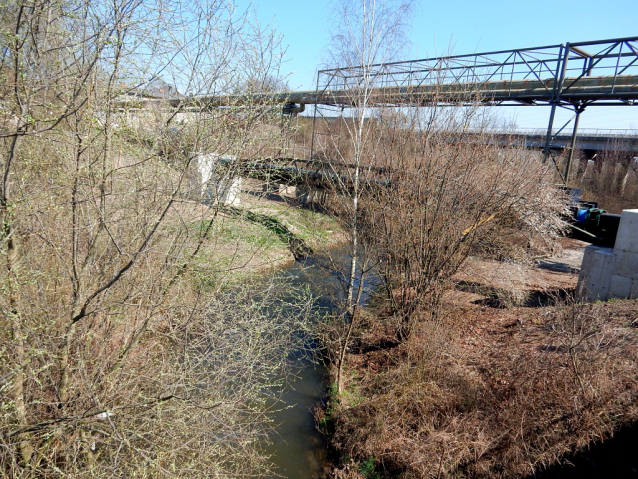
[305,249,382,311]
[202,278,317,384]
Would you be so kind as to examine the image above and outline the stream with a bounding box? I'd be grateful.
[261,248,379,479]
[258,248,638,478]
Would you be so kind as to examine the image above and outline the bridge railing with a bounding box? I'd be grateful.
[320,43,565,91]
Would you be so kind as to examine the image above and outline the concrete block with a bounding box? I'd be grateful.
[609,274,632,299]
[579,247,615,300]
[614,250,638,280]
[206,176,241,206]
[279,184,298,197]
[577,245,598,291]
[222,177,242,206]
[613,209,638,253]
[592,247,615,272]
[580,209,638,301]
[579,245,597,274]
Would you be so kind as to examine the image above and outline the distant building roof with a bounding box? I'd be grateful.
[122,77,182,99]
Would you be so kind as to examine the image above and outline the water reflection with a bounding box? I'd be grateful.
[261,248,380,478]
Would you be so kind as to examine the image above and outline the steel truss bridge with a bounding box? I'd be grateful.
[314,37,638,107]
[310,36,638,183]
[118,37,638,183]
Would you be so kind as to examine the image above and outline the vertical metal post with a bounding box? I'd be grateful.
[543,106,558,162]
[564,105,584,184]
[543,44,569,162]
[309,72,321,161]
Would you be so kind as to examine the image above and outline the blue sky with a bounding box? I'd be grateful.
[236,0,637,131]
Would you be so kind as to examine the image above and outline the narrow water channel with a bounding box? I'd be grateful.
[258,247,638,479]
[261,249,379,479]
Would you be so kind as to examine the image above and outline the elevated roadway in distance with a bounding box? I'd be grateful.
[469,129,638,155]
[517,131,638,154]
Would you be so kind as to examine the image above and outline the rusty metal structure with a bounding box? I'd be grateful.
[315,38,638,106]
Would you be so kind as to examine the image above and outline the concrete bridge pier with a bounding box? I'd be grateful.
[206,176,241,205]
[194,152,241,206]
[580,159,596,180]
[578,209,638,300]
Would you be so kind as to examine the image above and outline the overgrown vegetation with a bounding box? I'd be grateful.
[0,0,322,476]
[325,296,638,478]
[567,145,638,213]
[313,0,567,393]
[313,1,638,478]
[2,0,635,477]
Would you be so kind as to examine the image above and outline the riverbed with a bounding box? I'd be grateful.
[261,249,379,478]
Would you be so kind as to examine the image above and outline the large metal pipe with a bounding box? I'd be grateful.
[113,74,638,110]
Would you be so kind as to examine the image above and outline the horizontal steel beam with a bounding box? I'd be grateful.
[462,132,638,152]
[114,74,638,110]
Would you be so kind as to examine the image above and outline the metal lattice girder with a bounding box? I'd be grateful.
[115,73,638,109]
[113,37,638,109]
[314,36,638,107]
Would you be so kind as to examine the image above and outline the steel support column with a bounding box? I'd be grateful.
[543,45,568,163]
[564,104,586,184]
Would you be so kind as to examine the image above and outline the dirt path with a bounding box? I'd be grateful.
[451,238,588,309]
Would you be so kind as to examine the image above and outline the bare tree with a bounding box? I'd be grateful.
[0,0,304,477]
[314,0,415,395]
[314,0,569,393]
[361,109,568,337]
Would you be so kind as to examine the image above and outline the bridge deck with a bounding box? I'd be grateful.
[116,74,638,109]
[115,37,638,110]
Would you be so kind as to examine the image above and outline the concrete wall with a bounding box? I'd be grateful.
[578,209,638,300]
[195,153,241,206]
[268,184,328,205]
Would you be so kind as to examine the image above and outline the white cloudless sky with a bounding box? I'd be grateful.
[235,0,637,130]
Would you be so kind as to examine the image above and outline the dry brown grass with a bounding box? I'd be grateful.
[568,147,638,213]
[326,289,638,478]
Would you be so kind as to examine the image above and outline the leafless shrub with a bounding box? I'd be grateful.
[0,0,303,476]
[313,0,569,399]
[356,113,569,338]
[328,299,638,478]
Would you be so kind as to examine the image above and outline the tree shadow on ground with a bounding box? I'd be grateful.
[222,205,313,260]
[528,421,638,478]
[454,280,574,308]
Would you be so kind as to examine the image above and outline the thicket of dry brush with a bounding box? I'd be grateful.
[0,1,308,477]
[328,300,638,478]
[310,2,638,477]
[358,110,568,337]
[315,107,568,344]
[568,145,638,213]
